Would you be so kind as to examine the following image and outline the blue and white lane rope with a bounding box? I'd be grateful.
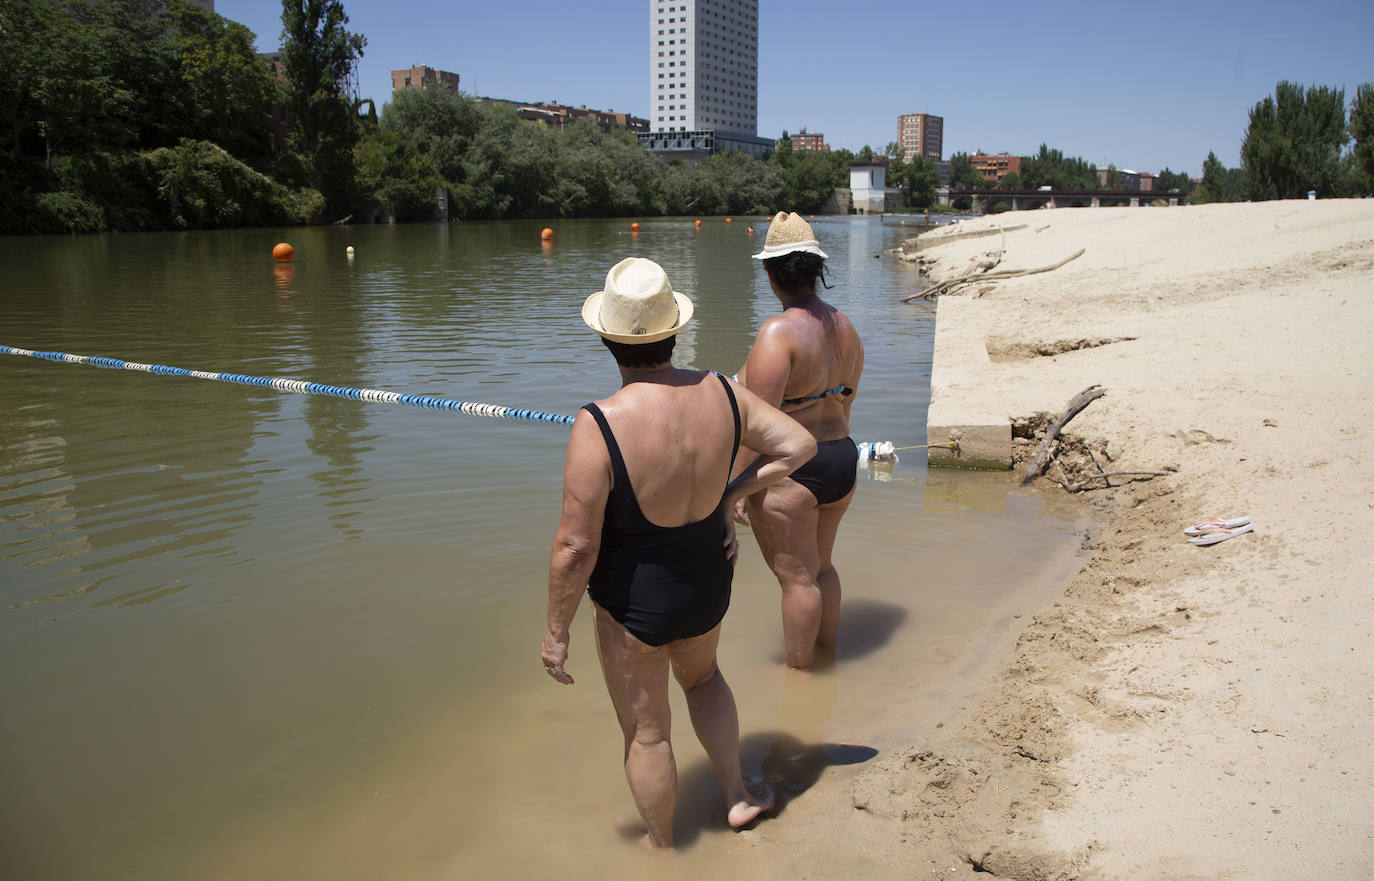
[1,345,576,426]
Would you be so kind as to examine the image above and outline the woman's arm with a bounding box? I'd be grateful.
[739,319,794,408]
[542,410,610,685]
[730,320,796,484]
[724,379,816,511]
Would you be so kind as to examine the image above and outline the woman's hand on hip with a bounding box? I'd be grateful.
[723,512,740,567]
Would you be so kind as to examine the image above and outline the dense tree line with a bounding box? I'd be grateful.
[361,98,857,222]
[1196,81,1372,203]
[0,0,333,233]
[0,0,854,235]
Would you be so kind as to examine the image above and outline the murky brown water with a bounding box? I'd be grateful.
[0,217,1088,879]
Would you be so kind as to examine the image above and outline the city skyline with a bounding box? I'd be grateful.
[219,0,1373,176]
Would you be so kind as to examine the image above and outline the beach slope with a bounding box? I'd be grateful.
[854,200,1374,879]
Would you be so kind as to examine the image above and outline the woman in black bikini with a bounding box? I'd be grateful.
[736,212,865,670]
[541,257,814,849]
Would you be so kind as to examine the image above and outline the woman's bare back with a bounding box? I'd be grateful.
[747,299,864,442]
[590,371,739,526]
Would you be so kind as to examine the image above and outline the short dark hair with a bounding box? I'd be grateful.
[762,251,831,291]
[601,335,676,368]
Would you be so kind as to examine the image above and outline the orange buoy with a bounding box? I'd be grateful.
[541,227,554,240]
[272,242,294,262]
[694,219,702,227]
[631,222,640,232]
[725,217,732,223]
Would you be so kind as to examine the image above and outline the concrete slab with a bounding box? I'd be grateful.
[926,296,1012,470]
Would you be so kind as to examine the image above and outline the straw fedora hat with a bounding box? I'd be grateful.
[582,257,694,344]
[752,211,829,260]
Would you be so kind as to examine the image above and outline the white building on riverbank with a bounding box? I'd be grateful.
[639,0,773,162]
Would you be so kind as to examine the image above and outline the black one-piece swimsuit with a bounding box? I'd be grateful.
[584,373,741,647]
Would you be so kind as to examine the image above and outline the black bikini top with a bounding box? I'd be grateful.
[781,384,854,407]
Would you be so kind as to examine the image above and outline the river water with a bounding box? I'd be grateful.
[0,216,1087,880]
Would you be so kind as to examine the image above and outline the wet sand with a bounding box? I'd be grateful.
[858,200,1374,879]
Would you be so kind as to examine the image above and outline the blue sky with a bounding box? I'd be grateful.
[218,0,1373,176]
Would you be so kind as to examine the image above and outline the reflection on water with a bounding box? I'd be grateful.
[0,218,1088,880]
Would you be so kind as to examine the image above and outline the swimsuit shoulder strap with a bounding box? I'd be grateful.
[581,402,631,491]
[712,372,742,479]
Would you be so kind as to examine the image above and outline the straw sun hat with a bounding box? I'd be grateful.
[752,211,829,260]
[582,257,694,344]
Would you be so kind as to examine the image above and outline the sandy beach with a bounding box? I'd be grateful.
[845,199,1374,878]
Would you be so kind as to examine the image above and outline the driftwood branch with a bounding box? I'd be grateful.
[1087,447,1111,487]
[904,248,1086,302]
[1021,385,1106,486]
[1080,470,1169,482]
[1061,471,1170,493]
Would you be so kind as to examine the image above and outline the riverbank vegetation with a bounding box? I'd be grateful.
[3,0,1370,235]
[1195,81,1373,203]
[0,0,857,234]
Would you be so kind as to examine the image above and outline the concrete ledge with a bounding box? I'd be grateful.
[926,297,1012,469]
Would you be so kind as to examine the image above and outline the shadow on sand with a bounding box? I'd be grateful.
[666,732,878,848]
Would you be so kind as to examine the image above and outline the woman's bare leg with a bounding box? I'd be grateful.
[669,625,774,828]
[593,604,677,848]
[748,479,823,668]
[814,485,855,648]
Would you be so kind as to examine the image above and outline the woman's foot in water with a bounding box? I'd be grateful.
[727,785,775,830]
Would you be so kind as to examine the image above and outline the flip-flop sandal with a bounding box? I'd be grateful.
[1184,516,1251,536]
[1189,522,1255,546]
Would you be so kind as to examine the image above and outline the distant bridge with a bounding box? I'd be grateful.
[939,188,1183,213]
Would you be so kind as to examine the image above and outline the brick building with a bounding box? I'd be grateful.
[897,112,942,162]
[791,128,828,152]
[970,152,1022,182]
[510,100,648,134]
[391,66,460,94]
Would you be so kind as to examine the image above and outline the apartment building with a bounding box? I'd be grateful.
[509,101,649,134]
[791,128,829,152]
[897,112,942,163]
[391,66,460,94]
[641,0,772,162]
[971,152,1022,182]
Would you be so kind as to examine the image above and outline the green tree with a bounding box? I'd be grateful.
[1020,144,1097,190]
[786,150,842,212]
[1349,83,1374,194]
[998,171,1021,190]
[771,132,794,168]
[1241,81,1348,199]
[948,152,983,189]
[381,87,482,185]
[21,1,137,164]
[354,127,441,220]
[165,0,275,161]
[1154,167,1191,194]
[279,0,367,217]
[1195,150,1244,203]
[893,154,938,207]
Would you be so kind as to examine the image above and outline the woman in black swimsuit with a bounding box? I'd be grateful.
[735,212,865,670]
[541,257,814,849]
